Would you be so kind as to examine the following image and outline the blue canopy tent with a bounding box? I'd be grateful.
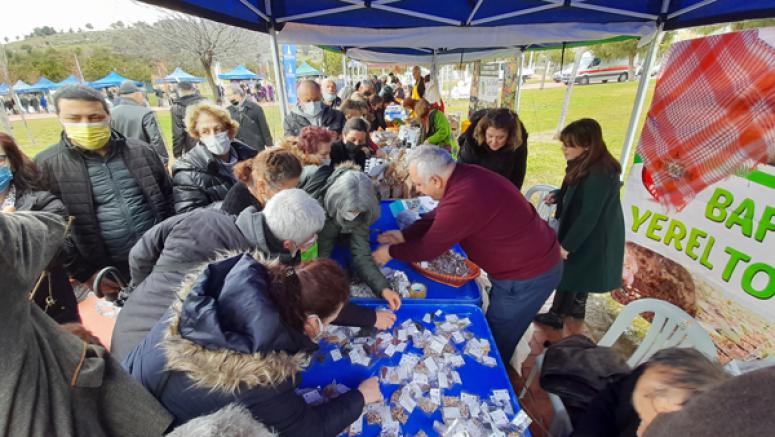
[90,71,142,89]
[12,80,41,94]
[161,67,205,83]
[296,61,323,77]
[52,75,83,89]
[0,83,8,94]
[31,77,58,91]
[136,0,775,168]
[218,64,263,81]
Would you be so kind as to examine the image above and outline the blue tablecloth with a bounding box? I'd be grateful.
[299,303,530,437]
[331,200,482,305]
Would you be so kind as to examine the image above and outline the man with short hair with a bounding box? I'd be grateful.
[111,80,168,165]
[284,79,345,137]
[35,85,174,296]
[322,78,342,109]
[170,81,205,158]
[224,84,273,152]
[373,145,562,361]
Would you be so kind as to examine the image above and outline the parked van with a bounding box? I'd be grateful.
[553,52,631,85]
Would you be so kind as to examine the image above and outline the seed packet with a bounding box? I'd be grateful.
[347,412,364,436]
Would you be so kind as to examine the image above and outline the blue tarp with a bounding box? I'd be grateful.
[160,67,204,83]
[218,64,263,80]
[31,77,58,91]
[90,71,142,89]
[135,1,775,45]
[53,75,83,89]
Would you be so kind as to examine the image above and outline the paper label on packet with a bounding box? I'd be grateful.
[302,390,323,404]
[483,356,497,367]
[438,372,449,389]
[493,389,510,402]
[399,391,417,413]
[434,309,443,317]
[429,338,445,354]
[430,388,441,405]
[413,373,429,385]
[349,413,364,434]
[423,357,438,373]
[384,343,397,357]
[331,349,343,362]
[443,407,461,420]
[396,342,408,353]
[422,313,432,323]
[490,409,509,427]
[452,332,465,344]
[398,329,408,341]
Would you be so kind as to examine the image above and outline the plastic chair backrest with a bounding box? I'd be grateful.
[524,184,558,221]
[597,298,718,367]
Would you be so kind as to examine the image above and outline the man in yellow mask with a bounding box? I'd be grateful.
[35,85,174,298]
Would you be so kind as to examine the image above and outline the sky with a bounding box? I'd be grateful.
[2,0,166,41]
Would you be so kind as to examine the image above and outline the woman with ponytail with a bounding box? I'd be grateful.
[125,255,383,436]
[221,148,303,215]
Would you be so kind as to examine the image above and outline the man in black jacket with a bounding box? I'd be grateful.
[170,81,205,158]
[36,85,174,295]
[283,80,345,137]
[224,84,273,152]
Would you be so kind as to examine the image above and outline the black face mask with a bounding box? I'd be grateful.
[344,141,362,152]
[230,99,240,106]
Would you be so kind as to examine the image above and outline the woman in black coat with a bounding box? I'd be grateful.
[172,102,258,213]
[330,118,370,170]
[458,108,529,190]
[124,255,383,436]
[0,133,79,323]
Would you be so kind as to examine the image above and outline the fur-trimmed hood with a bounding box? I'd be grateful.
[161,252,313,393]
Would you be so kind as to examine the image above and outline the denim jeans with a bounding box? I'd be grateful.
[486,261,563,362]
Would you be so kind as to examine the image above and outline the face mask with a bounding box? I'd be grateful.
[301,101,323,117]
[63,121,111,151]
[307,314,326,343]
[344,141,361,151]
[300,241,319,263]
[341,210,360,221]
[229,99,240,106]
[202,131,231,155]
[319,158,331,166]
[0,166,12,192]
[323,92,336,103]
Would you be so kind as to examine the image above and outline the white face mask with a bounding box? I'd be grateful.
[341,210,361,221]
[301,101,323,117]
[323,92,336,103]
[202,131,231,155]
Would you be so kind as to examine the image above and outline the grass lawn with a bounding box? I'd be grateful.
[12,80,654,189]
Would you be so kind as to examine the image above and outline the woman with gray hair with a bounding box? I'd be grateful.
[302,162,402,310]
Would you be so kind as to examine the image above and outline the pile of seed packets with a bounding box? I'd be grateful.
[350,267,412,299]
[301,309,532,437]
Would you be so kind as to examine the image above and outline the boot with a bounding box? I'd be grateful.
[534,291,573,330]
[569,292,588,320]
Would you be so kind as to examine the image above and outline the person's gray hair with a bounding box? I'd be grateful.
[228,83,246,97]
[53,85,110,114]
[407,145,455,181]
[643,347,730,399]
[263,188,326,244]
[322,78,337,88]
[324,170,380,227]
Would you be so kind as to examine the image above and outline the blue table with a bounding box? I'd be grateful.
[331,200,482,305]
[299,303,530,437]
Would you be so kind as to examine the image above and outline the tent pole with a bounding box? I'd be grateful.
[515,48,525,112]
[431,49,441,103]
[556,48,584,138]
[342,52,348,87]
[619,30,664,180]
[268,25,288,124]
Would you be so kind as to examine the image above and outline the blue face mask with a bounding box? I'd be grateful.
[0,166,12,192]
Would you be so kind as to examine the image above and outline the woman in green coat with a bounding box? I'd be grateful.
[534,118,625,329]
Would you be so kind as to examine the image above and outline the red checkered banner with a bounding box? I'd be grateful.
[638,28,775,210]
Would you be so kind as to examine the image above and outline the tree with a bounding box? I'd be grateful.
[110,21,125,29]
[3,37,8,43]
[29,26,58,38]
[133,14,268,102]
[592,39,639,80]
[85,23,93,30]
[322,50,343,77]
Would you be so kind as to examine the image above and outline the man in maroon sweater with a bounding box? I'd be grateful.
[373,145,562,361]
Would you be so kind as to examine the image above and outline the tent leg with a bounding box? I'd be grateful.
[431,50,441,103]
[515,49,525,112]
[268,26,288,125]
[342,52,348,87]
[556,49,584,138]
[619,30,663,180]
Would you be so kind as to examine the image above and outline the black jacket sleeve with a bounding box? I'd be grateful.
[171,105,187,159]
[221,182,262,215]
[572,368,642,437]
[333,303,377,328]
[172,170,210,214]
[146,147,175,220]
[128,213,191,287]
[245,383,365,437]
[512,142,528,190]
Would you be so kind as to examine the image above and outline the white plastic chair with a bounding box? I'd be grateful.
[519,298,718,437]
[524,184,558,222]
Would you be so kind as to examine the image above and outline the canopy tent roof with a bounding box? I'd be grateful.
[12,80,42,94]
[218,64,264,80]
[31,77,58,91]
[90,71,142,89]
[53,75,84,89]
[137,1,775,49]
[296,61,322,77]
[0,83,8,94]
[160,67,205,83]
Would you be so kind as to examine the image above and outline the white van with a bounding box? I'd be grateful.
[553,52,631,85]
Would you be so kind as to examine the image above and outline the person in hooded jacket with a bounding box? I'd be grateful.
[301,163,402,310]
[124,254,383,436]
[330,118,371,170]
[111,188,396,361]
[283,80,345,137]
[0,133,79,323]
[458,108,529,190]
[172,102,258,213]
[221,148,303,216]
